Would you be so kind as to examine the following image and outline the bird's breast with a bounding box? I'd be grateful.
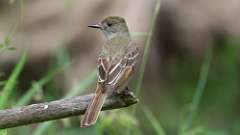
[101,37,131,61]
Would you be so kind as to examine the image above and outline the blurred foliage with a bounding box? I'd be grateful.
[0,36,14,135]
[143,107,166,135]
[98,111,141,135]
[0,0,240,135]
[0,48,25,135]
[1,18,239,135]
[0,130,7,135]
[0,36,15,53]
[0,52,27,108]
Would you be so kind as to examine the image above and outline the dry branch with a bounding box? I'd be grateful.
[0,89,138,129]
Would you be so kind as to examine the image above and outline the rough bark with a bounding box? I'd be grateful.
[0,89,138,129]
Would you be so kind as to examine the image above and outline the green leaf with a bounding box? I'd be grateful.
[0,51,27,108]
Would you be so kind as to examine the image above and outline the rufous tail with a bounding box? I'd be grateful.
[80,86,107,128]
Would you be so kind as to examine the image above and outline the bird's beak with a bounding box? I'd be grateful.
[88,23,102,29]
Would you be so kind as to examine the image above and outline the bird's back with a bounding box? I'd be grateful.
[100,36,133,65]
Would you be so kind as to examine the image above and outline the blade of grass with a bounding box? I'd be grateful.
[143,107,166,135]
[65,69,97,98]
[8,0,24,38]
[33,122,53,135]
[55,46,71,68]
[32,69,96,135]
[0,0,25,134]
[16,63,70,106]
[0,51,27,108]
[54,46,73,128]
[126,1,161,134]
[134,0,161,97]
[183,46,212,131]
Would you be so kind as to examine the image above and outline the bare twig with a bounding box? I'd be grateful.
[0,89,138,129]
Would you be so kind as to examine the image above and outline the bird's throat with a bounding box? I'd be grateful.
[103,31,130,40]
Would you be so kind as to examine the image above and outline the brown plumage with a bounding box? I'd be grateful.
[81,16,139,128]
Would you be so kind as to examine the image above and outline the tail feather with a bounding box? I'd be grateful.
[81,87,107,128]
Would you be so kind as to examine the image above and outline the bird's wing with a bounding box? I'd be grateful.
[81,44,139,127]
[97,45,139,91]
[97,56,109,83]
[108,45,139,89]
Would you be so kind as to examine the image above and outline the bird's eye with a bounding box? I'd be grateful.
[106,22,112,27]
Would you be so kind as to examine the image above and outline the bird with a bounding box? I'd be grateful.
[81,16,139,128]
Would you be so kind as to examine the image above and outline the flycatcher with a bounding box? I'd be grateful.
[81,16,139,128]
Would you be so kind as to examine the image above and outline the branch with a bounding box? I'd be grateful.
[0,89,138,129]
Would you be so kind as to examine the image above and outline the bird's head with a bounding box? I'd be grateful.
[88,16,130,40]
